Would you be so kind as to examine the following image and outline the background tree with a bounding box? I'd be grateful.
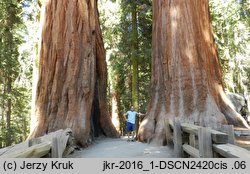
[98,0,152,134]
[0,0,32,147]
[138,0,249,145]
[209,0,250,110]
[98,0,123,134]
[29,0,118,146]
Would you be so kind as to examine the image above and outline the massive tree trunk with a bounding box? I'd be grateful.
[138,0,249,145]
[29,0,119,146]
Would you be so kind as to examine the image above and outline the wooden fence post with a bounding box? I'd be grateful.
[173,119,183,157]
[198,127,213,158]
[188,122,199,148]
[52,137,59,158]
[221,125,235,144]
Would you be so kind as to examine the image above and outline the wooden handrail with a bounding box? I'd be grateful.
[181,123,228,144]
[183,144,199,158]
[171,120,250,158]
[0,142,51,158]
[0,128,74,158]
[213,144,250,158]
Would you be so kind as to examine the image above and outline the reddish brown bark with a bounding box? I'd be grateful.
[138,0,249,145]
[29,0,118,146]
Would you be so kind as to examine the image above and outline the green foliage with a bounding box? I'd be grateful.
[98,0,152,133]
[209,0,250,96]
[0,0,34,147]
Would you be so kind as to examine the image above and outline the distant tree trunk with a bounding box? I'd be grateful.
[29,0,118,146]
[131,2,140,136]
[138,0,249,145]
[111,91,120,133]
[131,3,139,110]
[23,115,27,141]
[0,70,5,147]
[6,77,11,146]
[30,53,38,133]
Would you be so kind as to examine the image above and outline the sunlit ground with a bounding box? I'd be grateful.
[235,127,250,151]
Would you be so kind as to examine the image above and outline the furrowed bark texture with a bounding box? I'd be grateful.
[138,0,249,145]
[29,0,118,146]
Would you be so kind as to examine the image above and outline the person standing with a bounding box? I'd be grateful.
[124,106,144,142]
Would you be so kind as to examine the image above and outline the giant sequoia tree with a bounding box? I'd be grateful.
[138,0,249,145]
[29,0,119,146]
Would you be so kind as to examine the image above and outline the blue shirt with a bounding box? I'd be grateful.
[127,111,137,124]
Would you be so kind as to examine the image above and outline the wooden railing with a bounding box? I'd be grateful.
[1,123,249,158]
[0,128,74,158]
[170,120,250,158]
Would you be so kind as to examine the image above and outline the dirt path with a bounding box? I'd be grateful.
[68,137,175,158]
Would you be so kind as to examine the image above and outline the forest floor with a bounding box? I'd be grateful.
[67,137,175,158]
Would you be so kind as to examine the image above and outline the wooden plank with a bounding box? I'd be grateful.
[40,129,65,142]
[0,142,51,158]
[0,128,72,158]
[213,143,250,158]
[181,123,228,144]
[173,119,183,157]
[52,137,59,158]
[40,128,71,157]
[181,123,200,135]
[198,127,213,158]
[57,129,71,157]
[183,144,199,158]
[0,141,29,156]
[0,146,12,156]
[234,127,250,136]
[210,129,228,144]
